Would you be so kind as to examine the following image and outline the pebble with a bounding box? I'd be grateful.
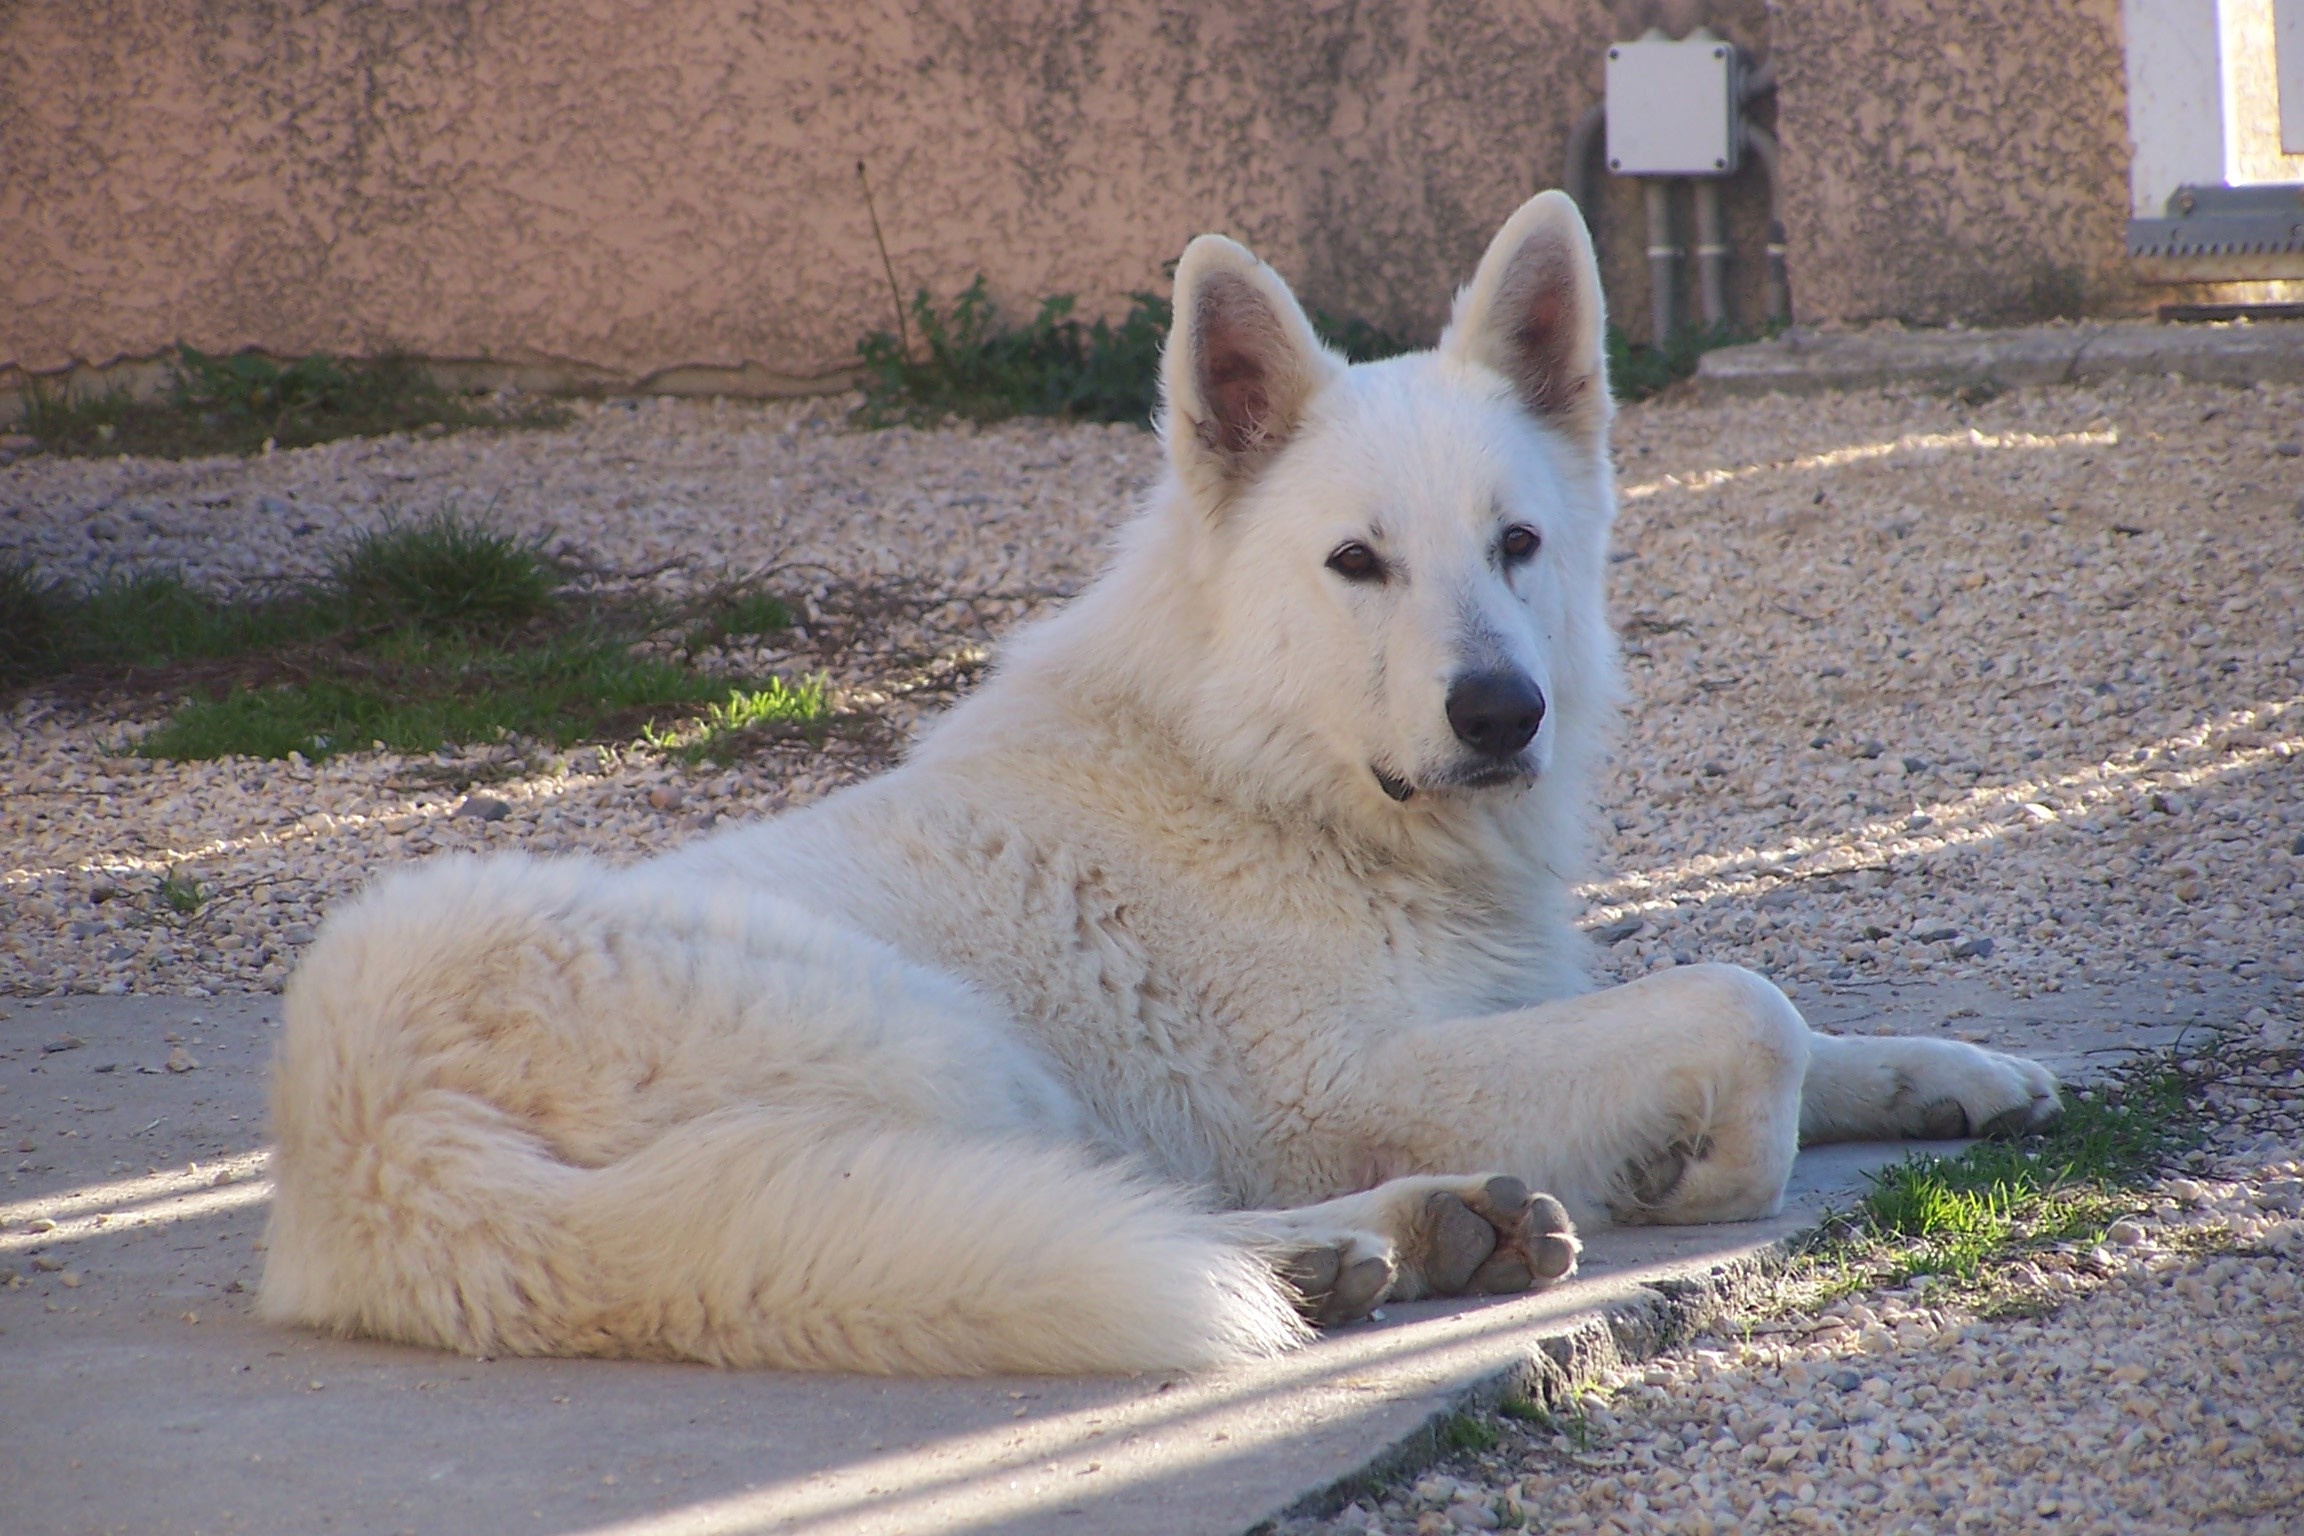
[454,795,511,822]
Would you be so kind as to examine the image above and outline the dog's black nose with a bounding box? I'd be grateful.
[1445,670,1545,756]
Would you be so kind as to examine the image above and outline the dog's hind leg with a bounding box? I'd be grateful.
[1234,1174,1582,1325]
[1324,964,1812,1229]
[263,854,1311,1375]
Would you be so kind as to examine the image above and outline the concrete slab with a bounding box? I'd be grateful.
[0,981,2250,1536]
[1695,318,2304,397]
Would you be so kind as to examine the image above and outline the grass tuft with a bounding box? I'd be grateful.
[1436,1412,1500,1454]
[642,675,831,761]
[157,868,203,915]
[0,558,72,681]
[17,348,566,461]
[331,512,557,634]
[1791,1048,2209,1301]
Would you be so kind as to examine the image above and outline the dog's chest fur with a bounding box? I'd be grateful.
[689,717,1581,1202]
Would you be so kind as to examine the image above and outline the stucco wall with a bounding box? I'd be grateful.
[1773,0,2140,326]
[3,0,1648,389]
[3,0,2153,392]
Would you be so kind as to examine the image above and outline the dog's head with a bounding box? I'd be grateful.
[1146,193,1619,824]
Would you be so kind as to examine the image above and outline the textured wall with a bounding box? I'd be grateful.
[1773,0,2140,326]
[2,0,1642,387]
[3,1,2153,389]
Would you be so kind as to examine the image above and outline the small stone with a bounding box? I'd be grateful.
[165,1046,198,1073]
[1446,1500,1501,1530]
[648,784,686,810]
[1900,755,1930,774]
[454,795,511,822]
[32,1255,63,1272]
[1952,936,1995,958]
[1853,740,1885,759]
[2275,441,2302,457]
[1830,1368,1864,1392]
[1593,916,1645,945]
[58,1270,81,1288]
[2108,1218,2149,1246]
[27,1217,57,1233]
[1914,926,1960,944]
[41,1036,84,1054]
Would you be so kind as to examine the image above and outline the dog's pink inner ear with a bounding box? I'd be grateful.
[1194,277,1289,458]
[1499,247,1588,425]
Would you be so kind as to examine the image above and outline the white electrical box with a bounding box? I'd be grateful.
[1605,35,1742,177]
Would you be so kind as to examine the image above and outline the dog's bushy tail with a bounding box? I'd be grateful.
[259,885,1306,1376]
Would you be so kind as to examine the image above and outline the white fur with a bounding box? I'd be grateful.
[262,193,2058,1376]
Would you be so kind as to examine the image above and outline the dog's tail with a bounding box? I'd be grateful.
[258,875,1307,1376]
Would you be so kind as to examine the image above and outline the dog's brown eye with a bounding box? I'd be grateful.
[1501,524,1541,563]
[1326,541,1384,582]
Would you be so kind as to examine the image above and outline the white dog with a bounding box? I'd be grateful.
[260,193,2060,1376]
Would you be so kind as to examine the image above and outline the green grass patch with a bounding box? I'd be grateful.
[7,513,817,764]
[853,279,1414,429]
[1492,1396,1601,1452]
[1606,321,1767,403]
[642,674,830,762]
[1436,1412,1500,1455]
[853,277,1759,426]
[18,348,567,460]
[136,638,743,763]
[1,560,342,685]
[157,868,204,915]
[1793,1049,2209,1299]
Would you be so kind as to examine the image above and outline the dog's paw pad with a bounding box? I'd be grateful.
[1279,1239,1395,1327]
[1522,1193,1580,1283]
[1429,1180,1579,1295]
[1423,1191,1500,1295]
[1328,1254,1394,1323]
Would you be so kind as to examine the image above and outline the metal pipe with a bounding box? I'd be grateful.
[1740,122,1790,324]
[1643,179,1680,346]
[1693,178,1729,329]
[1563,102,1606,216]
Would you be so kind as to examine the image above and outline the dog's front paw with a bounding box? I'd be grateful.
[1407,1175,1580,1298]
[1899,1040,2060,1140]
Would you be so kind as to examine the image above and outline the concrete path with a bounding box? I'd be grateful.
[1696,318,2304,396]
[0,978,2251,1536]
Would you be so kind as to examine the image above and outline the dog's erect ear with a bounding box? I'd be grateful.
[1161,235,1342,494]
[1439,191,1612,451]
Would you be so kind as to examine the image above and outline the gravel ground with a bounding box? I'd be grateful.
[4,380,2300,1005]
[4,375,2301,1527]
[1279,1031,2304,1536]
